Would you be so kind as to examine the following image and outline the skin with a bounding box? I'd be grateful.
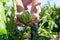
[14,0,41,27]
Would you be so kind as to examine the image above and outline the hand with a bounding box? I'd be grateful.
[16,21,25,27]
[26,17,39,26]
[27,20,38,27]
[26,14,39,26]
[14,13,25,27]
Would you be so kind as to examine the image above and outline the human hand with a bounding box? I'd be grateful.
[26,20,38,27]
[26,17,39,27]
[14,13,25,27]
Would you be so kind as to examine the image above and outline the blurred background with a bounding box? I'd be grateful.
[0,0,60,40]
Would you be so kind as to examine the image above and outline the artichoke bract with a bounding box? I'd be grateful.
[19,11,32,24]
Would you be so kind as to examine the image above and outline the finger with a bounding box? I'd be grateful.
[16,21,21,25]
[22,24,25,27]
[14,16,18,23]
[17,22,25,27]
[29,22,34,26]
[31,20,38,26]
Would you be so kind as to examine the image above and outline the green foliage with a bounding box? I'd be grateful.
[0,1,7,35]
[39,4,60,37]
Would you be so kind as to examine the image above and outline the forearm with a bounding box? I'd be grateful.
[16,0,24,7]
[30,0,41,14]
[32,0,41,6]
[16,0,25,13]
[30,0,41,24]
